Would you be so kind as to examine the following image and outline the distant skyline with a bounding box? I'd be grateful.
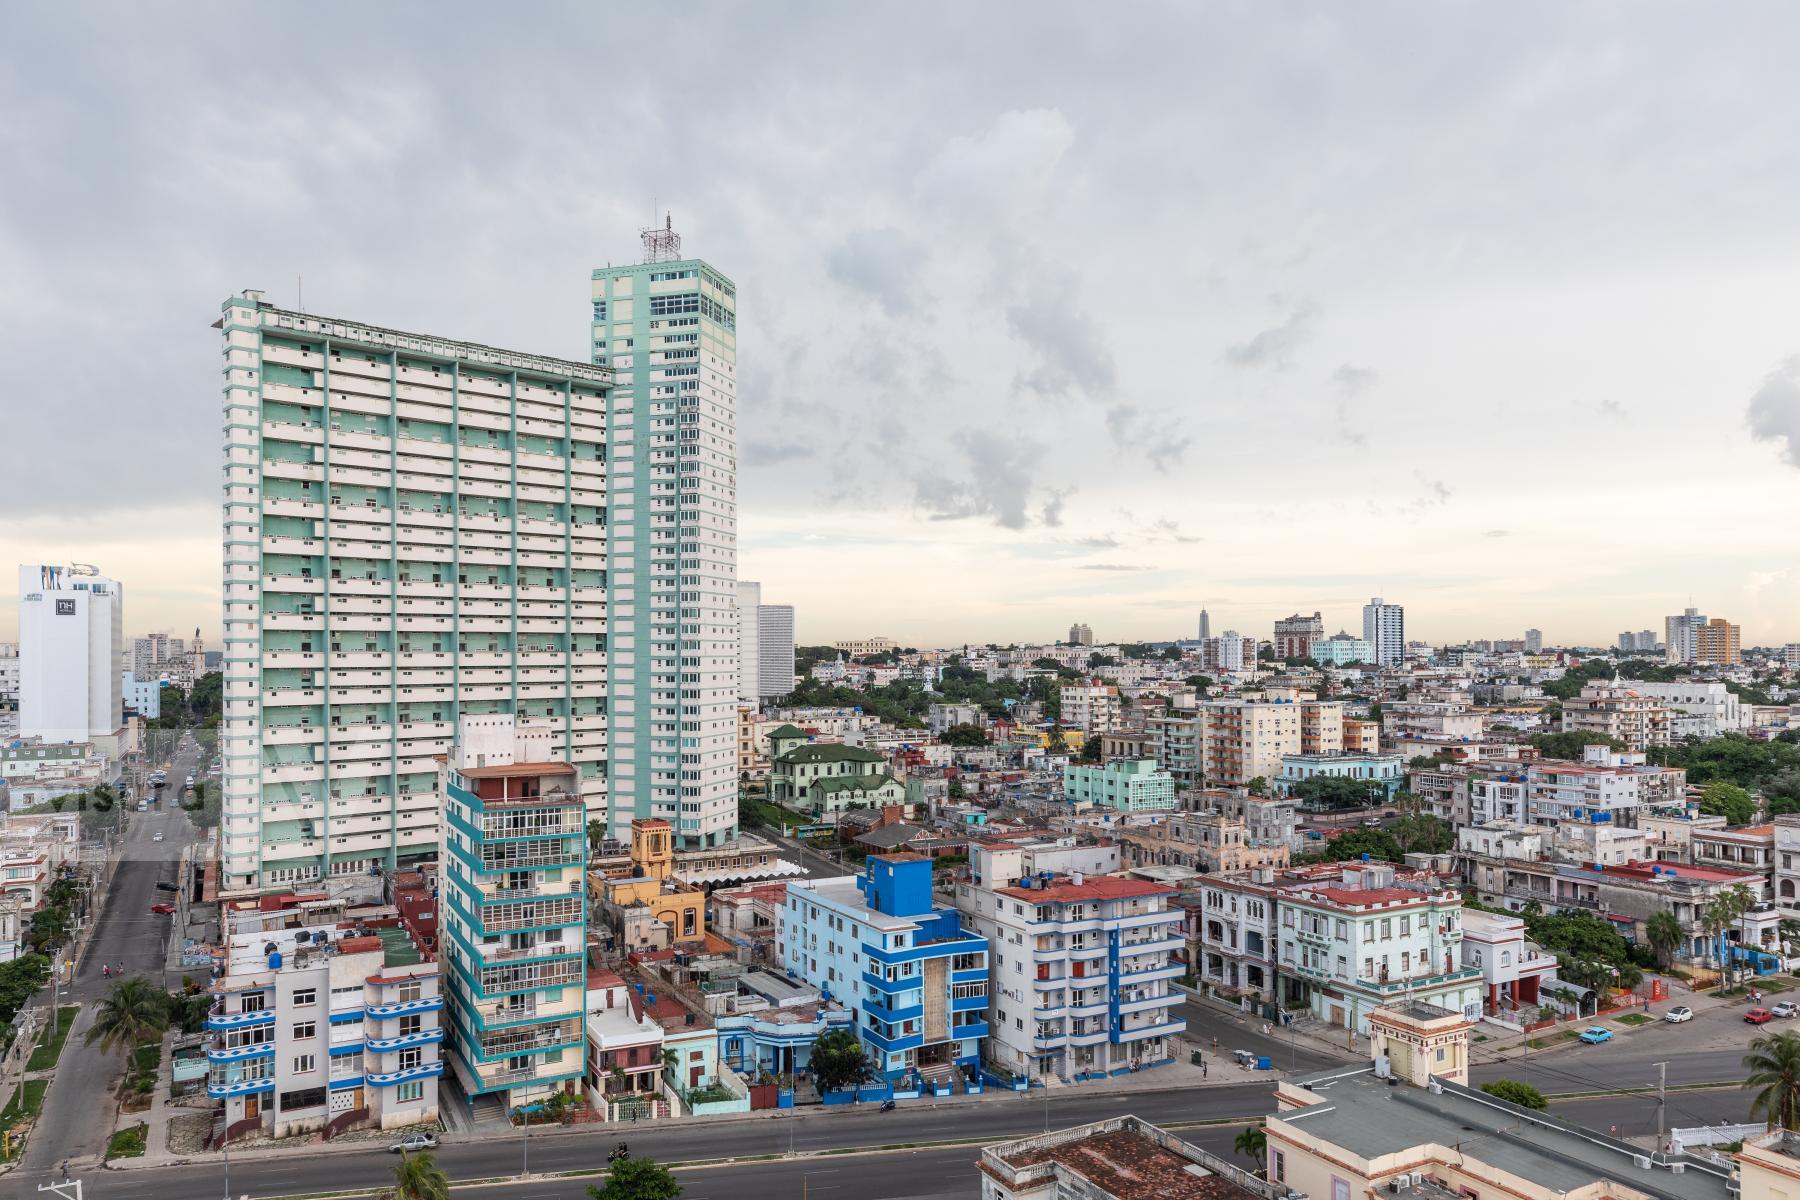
[5,5,1800,648]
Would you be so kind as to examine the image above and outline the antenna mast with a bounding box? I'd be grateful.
[640,212,681,264]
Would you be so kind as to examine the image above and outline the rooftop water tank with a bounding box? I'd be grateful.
[268,950,283,970]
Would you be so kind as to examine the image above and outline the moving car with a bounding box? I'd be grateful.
[1747,1008,1775,1025]
[1773,1002,1799,1019]
[1663,1006,1693,1023]
[1577,1027,1614,1044]
[155,881,179,893]
[390,1133,438,1154]
[152,832,164,842]
[149,902,176,914]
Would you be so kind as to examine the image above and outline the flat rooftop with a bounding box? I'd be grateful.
[996,1127,1261,1200]
[1279,1070,1731,1200]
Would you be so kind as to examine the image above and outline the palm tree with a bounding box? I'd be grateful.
[1234,1125,1267,1175]
[1746,1032,1800,1131]
[391,1150,451,1200]
[84,976,170,1056]
[1646,910,1683,970]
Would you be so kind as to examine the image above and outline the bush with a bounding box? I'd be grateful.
[107,1123,148,1159]
[1480,1079,1548,1109]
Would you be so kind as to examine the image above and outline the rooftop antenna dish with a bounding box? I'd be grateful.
[641,211,681,264]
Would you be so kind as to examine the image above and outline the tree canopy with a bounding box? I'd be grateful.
[1527,731,1626,760]
[808,1028,875,1093]
[940,723,989,748]
[1480,1079,1548,1110]
[1698,780,1757,827]
[589,1155,683,1200]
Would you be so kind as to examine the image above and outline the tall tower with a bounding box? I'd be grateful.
[1361,597,1405,666]
[591,218,739,848]
[217,293,611,895]
[737,580,762,704]
[16,563,124,747]
[1197,609,1211,641]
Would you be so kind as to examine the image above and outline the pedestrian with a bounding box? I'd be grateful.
[1202,1058,1208,1078]
[102,963,109,979]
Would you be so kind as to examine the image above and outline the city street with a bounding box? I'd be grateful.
[18,740,203,1176]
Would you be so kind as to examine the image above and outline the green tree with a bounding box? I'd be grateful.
[1391,813,1452,856]
[1746,1032,1800,1131]
[1233,1125,1267,1174]
[940,723,989,748]
[1479,1079,1548,1110]
[1527,731,1626,759]
[589,1155,683,1200]
[1765,769,1800,817]
[1246,776,1269,797]
[1079,735,1103,764]
[1292,776,1381,810]
[587,818,607,852]
[1645,909,1684,969]
[808,1028,874,1093]
[1184,675,1214,690]
[1294,828,1403,865]
[0,954,50,1027]
[84,976,171,1057]
[391,1150,452,1200]
[1699,781,1757,827]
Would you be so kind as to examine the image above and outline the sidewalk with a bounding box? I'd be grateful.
[1470,975,1751,1065]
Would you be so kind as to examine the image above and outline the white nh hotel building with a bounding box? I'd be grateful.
[217,294,614,894]
[16,564,123,750]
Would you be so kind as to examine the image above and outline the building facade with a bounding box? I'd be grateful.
[590,229,739,848]
[17,564,123,748]
[781,854,989,1081]
[217,293,611,893]
[439,718,589,1111]
[1273,612,1324,661]
[1063,759,1177,812]
[956,874,1184,1082]
[1060,682,1122,733]
[1361,597,1405,666]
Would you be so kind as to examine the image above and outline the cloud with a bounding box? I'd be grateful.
[1039,487,1071,528]
[742,438,816,466]
[826,228,921,316]
[914,108,1075,215]
[1415,474,1453,506]
[911,430,1048,530]
[1331,365,1379,395]
[1076,535,1121,549]
[1598,398,1625,420]
[1077,563,1152,572]
[1225,305,1318,370]
[1007,288,1115,400]
[1103,404,1190,473]
[1483,529,1512,538]
[1746,357,1800,467]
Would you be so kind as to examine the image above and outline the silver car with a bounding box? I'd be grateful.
[390,1132,438,1154]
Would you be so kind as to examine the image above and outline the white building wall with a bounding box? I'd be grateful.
[17,564,122,744]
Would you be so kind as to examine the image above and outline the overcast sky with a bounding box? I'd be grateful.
[5,3,1800,649]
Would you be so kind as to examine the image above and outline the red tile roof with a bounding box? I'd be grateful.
[996,876,1176,903]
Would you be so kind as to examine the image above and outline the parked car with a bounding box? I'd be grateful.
[1772,1002,1798,1019]
[390,1132,438,1154]
[1746,1008,1775,1025]
[1577,1027,1614,1044]
[154,881,179,892]
[149,903,176,915]
[152,832,164,842]
[1663,1006,1693,1023]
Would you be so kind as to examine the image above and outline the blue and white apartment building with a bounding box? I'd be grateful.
[440,716,589,1111]
[780,854,989,1081]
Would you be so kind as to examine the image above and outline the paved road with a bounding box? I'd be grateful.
[57,1083,1757,1200]
[1468,1001,1779,1094]
[20,746,201,1175]
[1177,997,1352,1074]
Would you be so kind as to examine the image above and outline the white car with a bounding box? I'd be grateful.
[152,832,164,842]
[1663,1006,1693,1023]
[1772,1002,1798,1019]
[390,1132,438,1153]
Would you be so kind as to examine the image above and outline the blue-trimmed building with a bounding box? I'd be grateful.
[206,920,441,1142]
[440,719,589,1112]
[780,854,989,1082]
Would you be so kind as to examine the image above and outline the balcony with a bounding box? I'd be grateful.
[206,1009,277,1032]
[475,939,579,965]
[367,1060,445,1087]
[207,1038,276,1063]
[366,1027,445,1052]
[478,1019,583,1059]
[207,1074,277,1099]
[366,996,444,1018]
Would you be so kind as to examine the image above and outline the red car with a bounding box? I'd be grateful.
[1747,1008,1774,1024]
[149,903,176,915]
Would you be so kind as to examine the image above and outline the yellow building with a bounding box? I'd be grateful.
[595,819,707,948]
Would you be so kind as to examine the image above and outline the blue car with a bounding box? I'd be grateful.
[1577,1027,1613,1044]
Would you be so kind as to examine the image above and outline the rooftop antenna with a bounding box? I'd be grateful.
[641,210,681,264]
[297,273,304,312]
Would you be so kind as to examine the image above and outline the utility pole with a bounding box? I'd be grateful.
[1654,1060,1668,1153]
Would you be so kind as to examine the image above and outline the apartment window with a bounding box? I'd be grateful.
[397,1080,424,1103]
[292,1022,317,1040]
[1380,918,1392,939]
[1273,1151,1286,1183]
[293,1054,316,1073]
[292,989,317,1007]
[279,1086,326,1111]
[399,1048,423,1070]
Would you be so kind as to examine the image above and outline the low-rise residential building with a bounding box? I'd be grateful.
[736,706,769,782]
[1187,874,1279,1005]
[1341,717,1380,754]
[1276,751,1405,800]
[1620,679,1749,738]
[585,970,669,1122]
[1311,631,1373,666]
[769,742,904,817]
[0,811,79,908]
[1691,824,1774,874]
[1111,810,1291,876]
[955,873,1184,1082]
[1060,681,1123,734]
[1775,814,1800,910]
[1063,759,1177,812]
[929,703,984,734]
[594,819,707,951]
[206,919,441,1143]
[1275,868,1480,1032]
[781,854,989,1081]
[1458,908,1557,1016]
[1562,683,1672,752]
[969,837,1120,887]
[713,969,854,1078]
[1380,702,1484,747]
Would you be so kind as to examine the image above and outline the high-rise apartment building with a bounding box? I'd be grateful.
[17,564,123,748]
[1523,628,1543,654]
[0,641,18,711]
[1696,617,1742,666]
[590,223,739,849]
[736,580,795,702]
[217,293,611,894]
[1272,612,1324,660]
[1664,608,1707,664]
[439,716,588,1111]
[1068,622,1094,647]
[1361,597,1405,666]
